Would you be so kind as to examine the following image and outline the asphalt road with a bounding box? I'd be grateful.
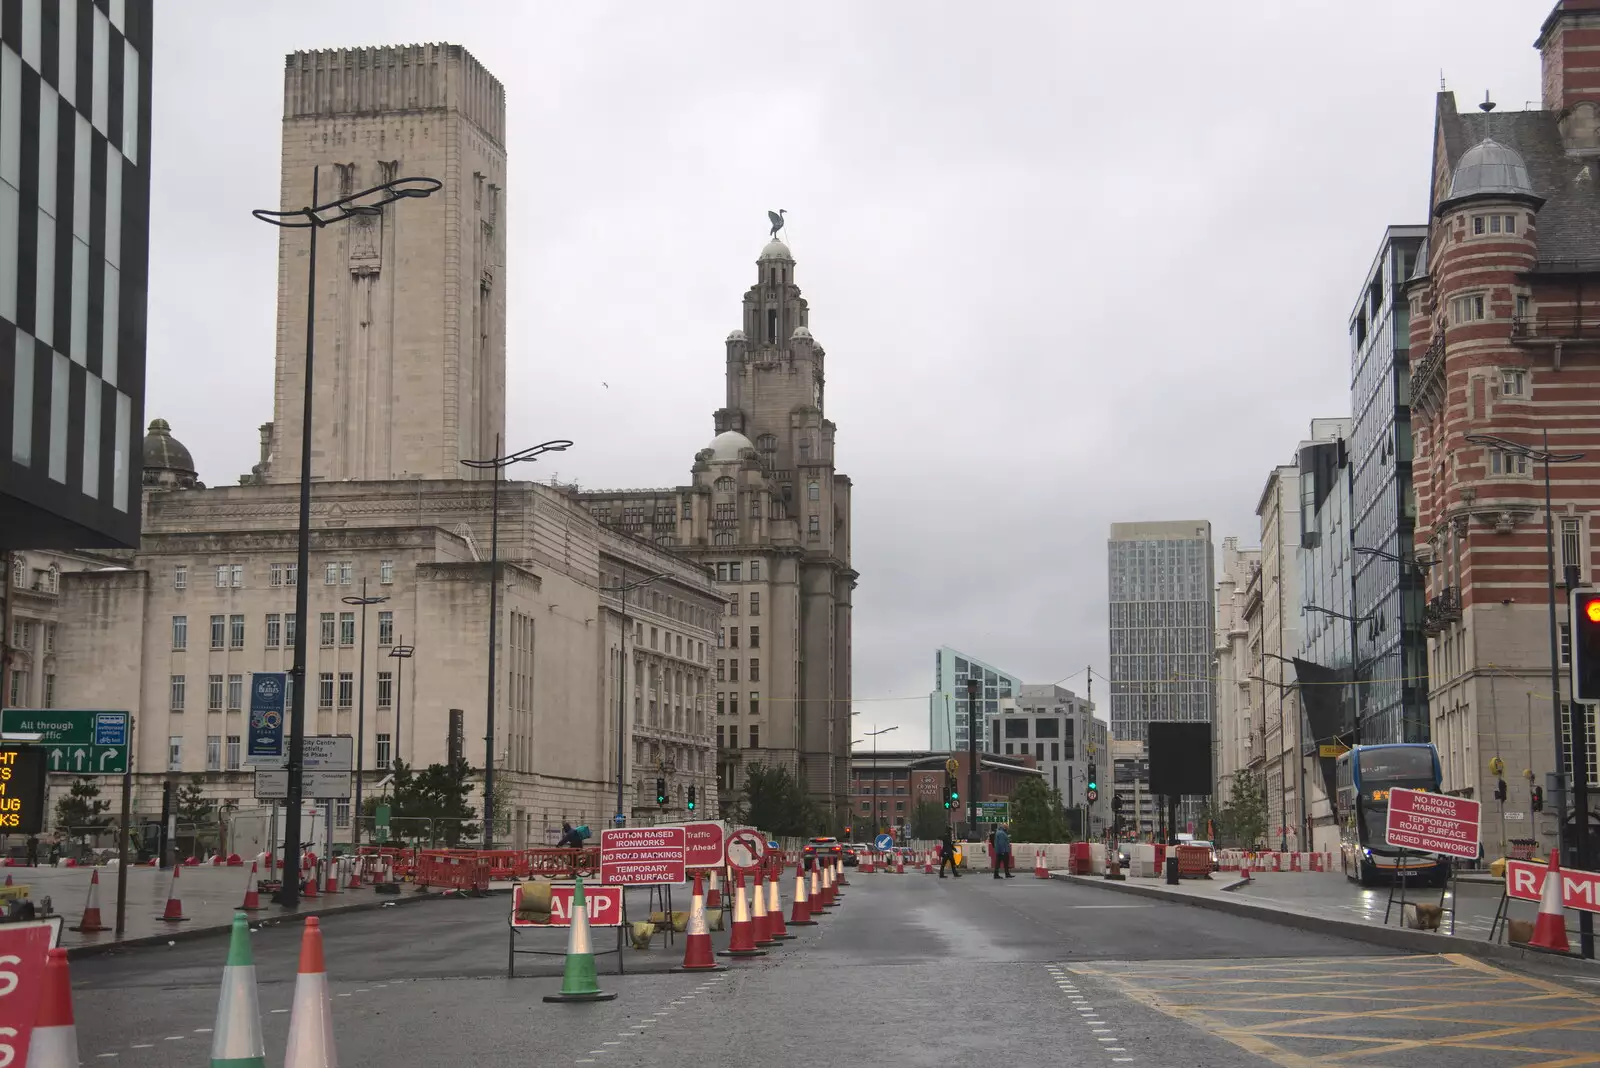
[66,871,1600,1067]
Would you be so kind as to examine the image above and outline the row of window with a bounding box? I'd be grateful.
[717,724,760,749]
[724,593,760,617]
[715,692,761,717]
[168,671,396,712]
[635,623,705,663]
[712,561,763,583]
[9,560,59,593]
[164,734,396,774]
[1449,292,1532,326]
[174,560,396,591]
[9,618,55,652]
[6,670,54,708]
[170,611,396,651]
[716,625,758,649]
[715,658,760,682]
[712,476,822,500]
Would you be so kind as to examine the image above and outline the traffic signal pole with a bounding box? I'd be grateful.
[966,679,980,837]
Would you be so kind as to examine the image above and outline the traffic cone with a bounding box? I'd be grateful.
[750,868,779,948]
[836,858,850,886]
[239,861,265,912]
[766,867,792,939]
[209,912,266,1068]
[809,865,826,911]
[28,948,78,1067]
[346,858,363,891]
[672,873,726,973]
[323,859,340,895]
[924,851,935,875]
[159,864,188,922]
[1035,849,1050,878]
[821,861,836,907]
[894,852,905,875]
[70,868,111,932]
[706,869,721,909]
[1529,851,1572,954]
[789,860,817,926]
[4,871,12,886]
[543,877,619,1001]
[284,918,338,1064]
[717,875,766,958]
[303,860,319,898]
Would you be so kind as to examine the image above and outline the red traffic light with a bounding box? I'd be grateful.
[1586,600,1600,624]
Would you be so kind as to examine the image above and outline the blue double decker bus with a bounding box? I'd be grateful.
[1336,743,1452,887]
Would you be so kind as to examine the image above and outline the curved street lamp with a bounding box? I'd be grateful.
[459,438,574,848]
[253,170,440,909]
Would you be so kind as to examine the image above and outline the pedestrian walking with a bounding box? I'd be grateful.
[25,834,37,867]
[939,826,961,878]
[993,825,1013,879]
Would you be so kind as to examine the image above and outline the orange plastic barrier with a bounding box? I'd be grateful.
[1175,845,1212,879]
[414,851,491,892]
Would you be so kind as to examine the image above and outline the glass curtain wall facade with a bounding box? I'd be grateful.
[1297,426,1356,737]
[1348,227,1429,745]
[929,646,1021,753]
[1107,521,1216,743]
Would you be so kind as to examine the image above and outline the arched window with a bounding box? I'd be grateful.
[807,481,820,502]
[655,533,675,548]
[714,531,734,546]
[756,434,777,464]
[10,558,24,589]
[714,477,735,493]
[45,565,59,593]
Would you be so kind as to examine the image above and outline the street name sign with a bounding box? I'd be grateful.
[600,826,686,885]
[0,709,129,774]
[510,882,624,928]
[1383,787,1480,859]
[1504,859,1600,914]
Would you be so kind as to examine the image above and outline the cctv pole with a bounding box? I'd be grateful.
[966,678,980,836]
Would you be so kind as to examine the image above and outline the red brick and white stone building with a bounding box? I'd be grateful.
[1407,0,1600,853]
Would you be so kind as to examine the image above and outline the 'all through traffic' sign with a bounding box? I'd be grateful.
[0,709,129,774]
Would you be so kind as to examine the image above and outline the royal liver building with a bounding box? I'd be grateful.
[578,221,857,829]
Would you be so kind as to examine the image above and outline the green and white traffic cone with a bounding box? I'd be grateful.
[209,912,266,1068]
[543,876,618,1003]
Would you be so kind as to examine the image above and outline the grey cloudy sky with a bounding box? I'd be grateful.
[149,1,1547,747]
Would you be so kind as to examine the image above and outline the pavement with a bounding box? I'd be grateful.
[64,868,1600,1067]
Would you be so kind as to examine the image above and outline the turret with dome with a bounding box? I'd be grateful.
[141,419,204,491]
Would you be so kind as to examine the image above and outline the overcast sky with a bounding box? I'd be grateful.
[149,1,1549,747]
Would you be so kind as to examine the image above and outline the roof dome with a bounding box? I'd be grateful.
[1447,139,1535,201]
[143,419,194,474]
[708,430,755,462]
[1409,238,1429,281]
[759,238,792,261]
[727,328,746,342]
[791,325,812,340]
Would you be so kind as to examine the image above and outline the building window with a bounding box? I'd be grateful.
[335,799,351,828]
[808,480,819,501]
[170,675,186,711]
[729,627,740,649]
[377,611,393,646]
[318,673,334,709]
[749,592,760,616]
[714,531,733,546]
[7,671,26,706]
[42,674,53,709]
[228,674,243,711]
[750,560,761,581]
[808,515,820,539]
[730,693,740,717]
[285,564,297,586]
[749,626,759,649]
[715,477,735,492]
[339,612,355,646]
[168,736,183,771]
[325,562,338,585]
[338,672,353,708]
[1051,742,1060,761]
[750,693,759,717]
[750,658,760,682]
[717,725,725,748]
[270,563,283,586]
[1451,293,1486,324]
[380,559,394,585]
[728,596,739,617]
[208,675,224,711]
[376,733,392,770]
[1516,294,1531,319]
[717,692,726,715]
[210,615,225,649]
[226,735,241,771]
[341,562,353,584]
[266,614,281,648]
[377,671,393,708]
[233,565,243,588]
[1488,448,1529,477]
[172,615,188,650]
[320,613,336,647]
[286,615,297,647]
[650,627,659,650]
[717,628,725,649]
[206,736,222,771]
[749,725,760,749]
[174,565,187,590]
[230,614,245,649]
[215,565,229,588]
[717,659,726,682]
[1500,369,1527,397]
[730,563,741,582]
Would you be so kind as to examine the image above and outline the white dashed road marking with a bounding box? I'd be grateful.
[1048,964,1130,1061]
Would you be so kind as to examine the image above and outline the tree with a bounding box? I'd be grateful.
[377,758,479,846]
[53,777,111,842]
[1220,768,1268,848]
[908,800,949,841]
[1009,776,1072,843]
[738,764,814,838]
[175,775,214,826]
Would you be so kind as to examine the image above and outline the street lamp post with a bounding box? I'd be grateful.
[459,438,573,849]
[386,639,414,770]
[865,726,898,841]
[252,170,441,909]
[609,570,665,827]
[966,678,981,837]
[342,581,389,845]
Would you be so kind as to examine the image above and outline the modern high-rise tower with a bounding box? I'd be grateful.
[262,45,506,484]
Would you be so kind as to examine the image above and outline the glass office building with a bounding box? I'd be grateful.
[929,647,1022,753]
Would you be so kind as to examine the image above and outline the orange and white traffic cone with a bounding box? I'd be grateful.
[717,875,766,958]
[707,869,722,909]
[28,948,79,1067]
[284,918,337,1067]
[821,860,837,907]
[809,864,827,912]
[1034,849,1050,879]
[673,873,726,972]
[324,859,340,895]
[789,860,817,927]
[240,860,266,912]
[836,857,850,886]
[924,851,936,875]
[1529,851,1572,954]
[70,868,111,932]
[766,866,792,940]
[302,861,319,899]
[750,867,779,948]
[895,852,906,875]
[346,856,363,891]
[159,864,188,922]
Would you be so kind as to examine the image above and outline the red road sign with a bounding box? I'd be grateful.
[1505,859,1600,914]
[601,826,687,885]
[509,883,625,927]
[726,829,766,871]
[1383,788,1480,859]
[0,919,57,1066]
[682,820,727,868]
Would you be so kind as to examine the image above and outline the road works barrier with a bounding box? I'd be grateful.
[413,852,492,894]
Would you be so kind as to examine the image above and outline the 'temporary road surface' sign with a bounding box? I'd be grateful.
[601,827,686,885]
[1505,859,1600,914]
[681,820,728,868]
[510,882,624,927]
[1384,787,1481,859]
[726,829,767,871]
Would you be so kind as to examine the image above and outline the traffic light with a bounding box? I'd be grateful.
[1086,786,1099,803]
[1494,778,1508,802]
[1112,793,1125,814]
[1087,763,1098,792]
[1572,589,1600,701]
[844,825,852,838]
[686,785,697,811]
[944,774,959,810]
[656,778,668,807]
[1531,785,1544,812]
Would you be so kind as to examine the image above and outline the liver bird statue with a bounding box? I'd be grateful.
[768,209,787,239]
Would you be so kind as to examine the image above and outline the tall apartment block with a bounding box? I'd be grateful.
[1107,521,1216,743]
[929,646,1023,753]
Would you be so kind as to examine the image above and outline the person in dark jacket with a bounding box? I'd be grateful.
[993,825,1013,879]
[939,826,961,878]
[556,822,581,848]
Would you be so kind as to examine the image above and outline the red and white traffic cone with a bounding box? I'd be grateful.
[4,871,12,886]
[789,860,817,927]
[766,866,792,939]
[303,860,319,899]
[324,858,340,895]
[924,851,935,875]
[1529,851,1572,954]
[346,856,363,890]
[28,948,79,1067]
[750,867,779,948]
[284,918,337,1067]
[159,864,188,922]
[240,860,266,912]
[809,864,827,911]
[1034,849,1050,879]
[707,869,722,909]
[717,875,766,958]
[70,868,111,932]
[836,857,850,886]
[821,861,837,907]
[673,873,726,972]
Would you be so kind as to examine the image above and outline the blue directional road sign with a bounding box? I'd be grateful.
[875,833,894,851]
